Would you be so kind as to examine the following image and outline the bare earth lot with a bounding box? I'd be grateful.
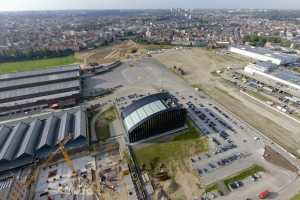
[154,48,300,157]
[154,48,248,86]
[75,40,144,67]
[134,120,208,200]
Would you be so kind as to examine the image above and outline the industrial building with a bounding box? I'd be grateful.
[243,62,300,98]
[244,61,277,73]
[0,64,81,116]
[121,93,186,143]
[0,109,88,172]
[229,45,299,65]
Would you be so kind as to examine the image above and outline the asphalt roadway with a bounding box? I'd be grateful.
[81,57,300,199]
[8,57,299,200]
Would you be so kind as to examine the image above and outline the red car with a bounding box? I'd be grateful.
[259,190,269,199]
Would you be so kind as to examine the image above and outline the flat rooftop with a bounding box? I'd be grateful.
[272,68,300,86]
[0,90,80,108]
[241,67,300,97]
[0,64,80,81]
[0,80,80,102]
[231,45,299,61]
[0,71,80,91]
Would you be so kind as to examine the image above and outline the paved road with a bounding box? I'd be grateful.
[82,57,300,199]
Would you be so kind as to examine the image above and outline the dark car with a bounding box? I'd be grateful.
[209,163,216,168]
[198,169,203,175]
[230,183,238,189]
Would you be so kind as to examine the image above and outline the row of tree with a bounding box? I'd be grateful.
[243,34,290,47]
[0,49,74,63]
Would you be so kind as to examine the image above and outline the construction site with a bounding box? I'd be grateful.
[0,136,134,200]
[1,41,300,200]
[0,104,135,200]
[77,40,144,69]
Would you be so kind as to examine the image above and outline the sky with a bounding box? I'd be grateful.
[1,0,300,11]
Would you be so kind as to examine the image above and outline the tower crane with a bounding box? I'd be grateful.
[24,135,76,189]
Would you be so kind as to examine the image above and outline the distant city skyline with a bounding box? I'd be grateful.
[1,0,300,11]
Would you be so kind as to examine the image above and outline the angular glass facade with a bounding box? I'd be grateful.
[121,93,187,143]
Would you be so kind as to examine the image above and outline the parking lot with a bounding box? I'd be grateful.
[82,57,300,199]
[170,92,298,199]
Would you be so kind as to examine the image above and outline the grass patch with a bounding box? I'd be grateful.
[95,106,117,141]
[293,67,300,74]
[205,50,250,65]
[205,183,219,193]
[0,56,79,73]
[224,165,265,189]
[142,44,174,51]
[97,124,110,141]
[134,119,208,172]
[102,106,117,122]
[291,191,300,200]
[246,89,272,102]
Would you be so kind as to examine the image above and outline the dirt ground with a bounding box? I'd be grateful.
[154,48,249,87]
[134,123,207,200]
[154,48,300,157]
[264,146,298,173]
[152,160,204,200]
[75,40,144,68]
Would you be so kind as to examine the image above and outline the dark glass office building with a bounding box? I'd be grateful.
[121,93,186,143]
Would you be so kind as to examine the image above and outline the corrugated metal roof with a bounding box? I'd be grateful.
[0,71,80,91]
[123,100,166,131]
[0,109,87,171]
[230,45,299,64]
[0,123,28,161]
[15,119,43,158]
[57,113,72,144]
[37,116,59,150]
[0,90,79,108]
[74,110,86,139]
[0,80,80,101]
[0,126,11,148]
[0,64,80,81]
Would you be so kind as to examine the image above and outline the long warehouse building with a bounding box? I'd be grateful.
[229,45,299,65]
[0,64,81,116]
[243,62,300,98]
[0,109,88,172]
[121,93,186,143]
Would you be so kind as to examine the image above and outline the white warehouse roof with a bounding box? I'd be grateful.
[229,45,299,65]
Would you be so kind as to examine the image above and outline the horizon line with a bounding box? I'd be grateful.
[1,8,300,12]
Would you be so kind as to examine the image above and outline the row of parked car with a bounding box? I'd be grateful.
[216,153,243,167]
[214,143,237,155]
[196,153,244,176]
[187,102,221,134]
